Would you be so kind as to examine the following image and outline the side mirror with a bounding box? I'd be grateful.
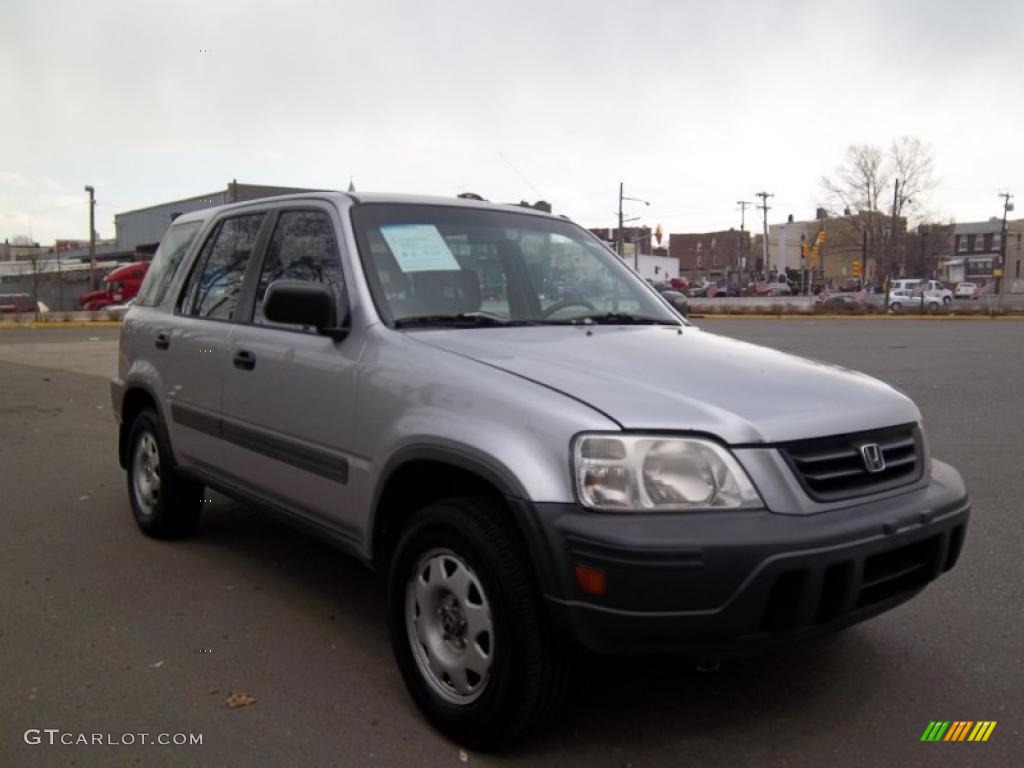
[263,280,350,340]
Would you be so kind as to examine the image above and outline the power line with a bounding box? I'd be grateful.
[498,152,545,199]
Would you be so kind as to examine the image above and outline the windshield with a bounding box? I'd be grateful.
[351,204,681,328]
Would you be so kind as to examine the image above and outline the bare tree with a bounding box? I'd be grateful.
[822,144,886,214]
[821,136,938,284]
[822,137,936,219]
[9,234,35,246]
[890,135,936,222]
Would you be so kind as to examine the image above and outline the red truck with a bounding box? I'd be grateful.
[79,261,150,311]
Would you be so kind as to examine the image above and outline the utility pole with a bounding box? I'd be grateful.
[616,183,650,270]
[881,179,899,306]
[755,191,772,276]
[55,247,63,311]
[84,185,97,290]
[737,200,752,231]
[862,229,868,287]
[998,192,1014,295]
[736,201,752,276]
[890,179,900,277]
[617,181,624,258]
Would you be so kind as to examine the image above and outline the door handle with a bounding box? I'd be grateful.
[233,349,256,371]
[155,332,170,350]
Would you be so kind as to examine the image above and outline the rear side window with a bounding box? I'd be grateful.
[135,221,202,307]
[180,213,265,320]
[252,210,344,326]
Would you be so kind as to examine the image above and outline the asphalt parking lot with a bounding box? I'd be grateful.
[1,320,1020,767]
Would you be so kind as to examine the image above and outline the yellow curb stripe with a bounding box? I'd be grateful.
[688,314,1024,320]
[0,321,123,329]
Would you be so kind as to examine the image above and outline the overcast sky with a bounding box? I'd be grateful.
[2,0,1022,245]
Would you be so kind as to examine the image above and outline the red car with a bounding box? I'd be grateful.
[0,293,39,313]
[80,261,149,311]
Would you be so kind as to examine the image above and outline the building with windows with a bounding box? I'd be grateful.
[942,219,1005,286]
[668,229,750,281]
[754,210,910,285]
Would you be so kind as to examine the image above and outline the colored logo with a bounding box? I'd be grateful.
[921,721,997,742]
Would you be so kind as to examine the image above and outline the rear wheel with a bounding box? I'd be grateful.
[388,498,568,749]
[126,408,202,538]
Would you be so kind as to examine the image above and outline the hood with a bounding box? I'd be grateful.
[411,325,920,445]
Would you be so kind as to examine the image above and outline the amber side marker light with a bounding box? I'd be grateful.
[574,564,607,596]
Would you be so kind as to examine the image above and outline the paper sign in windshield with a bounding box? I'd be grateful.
[380,224,460,273]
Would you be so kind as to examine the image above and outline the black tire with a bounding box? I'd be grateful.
[125,408,202,539]
[890,301,902,312]
[387,497,569,749]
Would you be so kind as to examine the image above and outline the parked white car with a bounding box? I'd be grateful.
[891,279,953,305]
[955,282,978,299]
[889,289,942,313]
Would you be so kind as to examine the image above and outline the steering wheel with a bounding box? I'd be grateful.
[541,299,596,318]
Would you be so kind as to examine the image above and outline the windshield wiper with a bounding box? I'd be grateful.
[393,313,535,329]
[545,312,679,326]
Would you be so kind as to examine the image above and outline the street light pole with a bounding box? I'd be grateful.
[84,185,96,290]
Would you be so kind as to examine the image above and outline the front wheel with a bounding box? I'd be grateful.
[890,301,902,312]
[387,498,568,749]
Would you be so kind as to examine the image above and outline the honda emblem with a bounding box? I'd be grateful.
[860,443,886,473]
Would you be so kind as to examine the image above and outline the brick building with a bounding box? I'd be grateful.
[668,229,750,281]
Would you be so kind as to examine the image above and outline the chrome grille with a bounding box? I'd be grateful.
[779,423,924,501]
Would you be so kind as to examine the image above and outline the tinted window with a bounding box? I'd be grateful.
[181,214,264,320]
[253,210,344,325]
[135,221,202,307]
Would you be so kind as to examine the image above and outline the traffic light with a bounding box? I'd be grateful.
[852,260,861,278]
[655,223,663,246]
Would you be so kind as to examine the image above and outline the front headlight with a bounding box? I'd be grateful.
[572,434,762,512]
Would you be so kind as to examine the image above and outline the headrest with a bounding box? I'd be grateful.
[409,270,482,314]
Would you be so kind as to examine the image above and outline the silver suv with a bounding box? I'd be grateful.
[113,192,970,747]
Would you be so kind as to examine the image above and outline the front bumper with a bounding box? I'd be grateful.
[522,460,969,655]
